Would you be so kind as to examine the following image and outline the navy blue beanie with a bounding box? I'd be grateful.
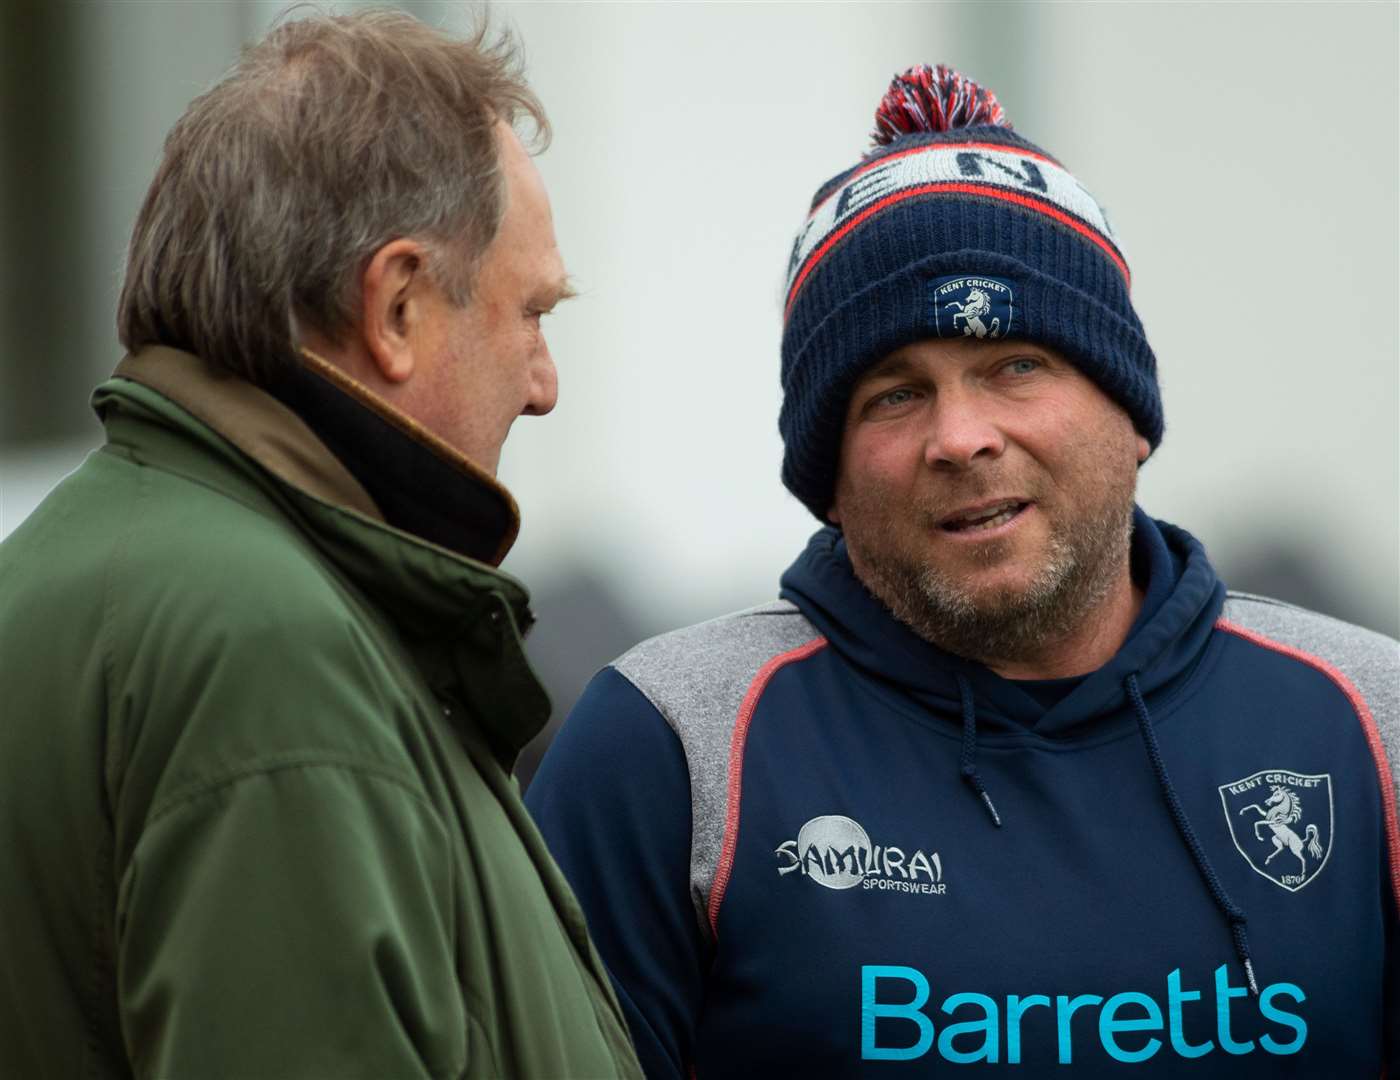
[779,64,1161,521]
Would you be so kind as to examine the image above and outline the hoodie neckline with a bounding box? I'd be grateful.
[1003,511,1178,720]
[778,507,1225,741]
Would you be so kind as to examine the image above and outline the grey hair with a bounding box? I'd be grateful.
[117,8,548,384]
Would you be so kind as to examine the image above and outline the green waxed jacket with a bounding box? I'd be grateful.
[0,348,643,1080]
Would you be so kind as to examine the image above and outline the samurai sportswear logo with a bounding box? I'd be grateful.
[932,276,1013,340]
[1218,770,1333,892]
[774,814,946,895]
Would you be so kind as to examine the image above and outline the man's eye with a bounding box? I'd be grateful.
[876,387,916,407]
[1004,358,1040,376]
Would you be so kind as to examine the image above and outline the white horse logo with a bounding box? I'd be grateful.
[1238,785,1324,876]
[945,288,1001,338]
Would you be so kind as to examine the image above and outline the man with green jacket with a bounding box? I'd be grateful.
[0,11,641,1080]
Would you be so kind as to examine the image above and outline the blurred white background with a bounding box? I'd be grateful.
[2,2,1396,774]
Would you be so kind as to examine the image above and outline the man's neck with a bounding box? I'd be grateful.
[980,571,1145,681]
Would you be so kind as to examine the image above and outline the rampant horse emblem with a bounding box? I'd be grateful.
[1218,770,1333,892]
[945,288,1001,338]
[931,275,1013,340]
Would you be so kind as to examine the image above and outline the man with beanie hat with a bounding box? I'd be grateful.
[528,66,1398,1076]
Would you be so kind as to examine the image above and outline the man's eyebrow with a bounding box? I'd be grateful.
[860,354,921,382]
[538,275,578,308]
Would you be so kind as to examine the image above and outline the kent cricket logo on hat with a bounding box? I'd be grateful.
[931,276,1014,339]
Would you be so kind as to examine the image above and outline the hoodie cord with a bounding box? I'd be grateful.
[955,673,1002,827]
[1125,673,1259,996]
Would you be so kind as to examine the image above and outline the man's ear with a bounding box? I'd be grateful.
[360,239,427,384]
[1135,434,1151,464]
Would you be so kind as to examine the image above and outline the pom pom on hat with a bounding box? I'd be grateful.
[871,63,1008,147]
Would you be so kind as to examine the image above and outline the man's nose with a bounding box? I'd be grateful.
[522,351,558,417]
[923,392,1005,469]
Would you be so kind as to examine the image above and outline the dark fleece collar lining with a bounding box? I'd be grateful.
[265,349,519,567]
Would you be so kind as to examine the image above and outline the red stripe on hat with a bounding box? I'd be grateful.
[785,182,1130,321]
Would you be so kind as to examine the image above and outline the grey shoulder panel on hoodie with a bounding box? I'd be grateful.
[1220,592,1399,806]
[612,600,822,939]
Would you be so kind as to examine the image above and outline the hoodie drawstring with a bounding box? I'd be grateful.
[955,673,1002,827]
[1125,672,1259,996]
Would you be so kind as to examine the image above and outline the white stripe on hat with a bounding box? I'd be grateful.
[784,141,1125,313]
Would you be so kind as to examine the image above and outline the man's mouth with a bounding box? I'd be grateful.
[937,499,1030,533]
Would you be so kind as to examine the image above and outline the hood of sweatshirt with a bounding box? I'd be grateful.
[779,506,1226,743]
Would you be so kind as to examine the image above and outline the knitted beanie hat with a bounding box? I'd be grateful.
[778,64,1161,521]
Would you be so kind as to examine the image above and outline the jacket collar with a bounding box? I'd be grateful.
[111,345,521,567]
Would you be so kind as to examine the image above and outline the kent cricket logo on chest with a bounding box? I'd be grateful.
[774,814,946,895]
[1218,770,1333,891]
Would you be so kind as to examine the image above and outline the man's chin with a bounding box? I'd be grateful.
[852,539,1082,662]
[945,580,1043,617]
[917,572,1060,625]
[912,540,1055,603]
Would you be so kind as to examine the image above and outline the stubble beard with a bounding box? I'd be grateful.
[842,467,1137,669]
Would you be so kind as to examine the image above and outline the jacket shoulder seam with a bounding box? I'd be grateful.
[93,459,146,1080]
[103,436,284,525]
[146,752,443,833]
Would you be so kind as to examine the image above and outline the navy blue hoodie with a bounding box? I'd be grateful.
[528,513,1399,1076]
